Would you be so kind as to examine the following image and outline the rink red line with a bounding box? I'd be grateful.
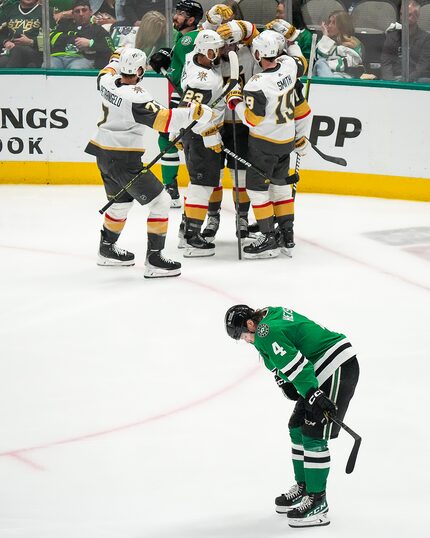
[0,365,260,469]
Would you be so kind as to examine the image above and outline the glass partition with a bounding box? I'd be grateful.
[0,0,428,84]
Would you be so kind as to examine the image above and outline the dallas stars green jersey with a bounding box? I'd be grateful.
[253,307,356,398]
[168,29,199,89]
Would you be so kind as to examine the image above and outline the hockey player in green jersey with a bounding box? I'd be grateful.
[149,0,204,208]
[225,305,359,528]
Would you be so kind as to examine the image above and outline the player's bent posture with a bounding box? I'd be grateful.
[85,47,212,278]
[225,305,359,528]
[227,30,311,259]
[178,29,227,257]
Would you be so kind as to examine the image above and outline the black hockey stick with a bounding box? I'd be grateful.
[231,109,242,260]
[330,416,362,474]
[99,51,240,215]
[308,138,347,167]
[223,148,298,186]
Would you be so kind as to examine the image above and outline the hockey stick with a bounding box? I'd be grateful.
[223,148,298,185]
[231,109,242,260]
[308,138,347,167]
[293,32,318,199]
[330,416,362,474]
[99,51,240,215]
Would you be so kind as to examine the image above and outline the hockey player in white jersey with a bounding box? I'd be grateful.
[85,47,213,277]
[227,30,310,259]
[177,29,227,257]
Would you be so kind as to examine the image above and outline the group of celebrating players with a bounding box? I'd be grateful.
[86,1,312,278]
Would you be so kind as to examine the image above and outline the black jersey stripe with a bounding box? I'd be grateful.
[304,455,331,464]
[284,355,306,379]
[315,342,352,377]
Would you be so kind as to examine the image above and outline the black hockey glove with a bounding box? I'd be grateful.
[305,388,337,424]
[149,48,172,73]
[274,375,300,401]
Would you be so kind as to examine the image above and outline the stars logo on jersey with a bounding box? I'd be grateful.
[181,35,192,46]
[197,71,208,81]
[257,323,270,338]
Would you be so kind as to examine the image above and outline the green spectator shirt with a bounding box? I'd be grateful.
[0,2,53,43]
[253,307,356,398]
[297,28,313,61]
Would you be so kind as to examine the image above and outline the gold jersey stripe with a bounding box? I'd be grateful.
[274,200,294,217]
[250,133,294,145]
[147,219,168,235]
[185,204,208,222]
[104,215,126,233]
[294,101,311,119]
[252,202,274,220]
[244,108,264,126]
[153,109,172,133]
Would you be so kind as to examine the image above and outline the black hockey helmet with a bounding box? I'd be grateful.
[175,0,204,24]
[225,304,255,340]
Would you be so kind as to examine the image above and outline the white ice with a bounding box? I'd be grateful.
[0,185,429,538]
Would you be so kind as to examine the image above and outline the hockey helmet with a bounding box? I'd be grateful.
[224,304,255,340]
[175,0,204,24]
[119,48,147,77]
[194,29,225,60]
[251,30,281,62]
[265,29,286,55]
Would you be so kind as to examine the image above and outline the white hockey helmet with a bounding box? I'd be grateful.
[251,30,282,62]
[119,47,147,77]
[194,29,225,60]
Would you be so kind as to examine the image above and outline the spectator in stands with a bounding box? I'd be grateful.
[90,0,125,27]
[124,0,166,27]
[49,0,114,69]
[276,0,313,60]
[313,10,364,78]
[135,9,166,59]
[381,0,430,82]
[0,0,53,67]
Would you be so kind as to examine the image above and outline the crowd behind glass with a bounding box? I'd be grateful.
[0,0,429,83]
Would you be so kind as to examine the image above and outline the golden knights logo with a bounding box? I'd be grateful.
[133,86,144,93]
[250,74,262,82]
[197,71,208,81]
[257,323,269,337]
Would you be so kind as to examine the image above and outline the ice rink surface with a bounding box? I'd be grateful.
[0,185,429,538]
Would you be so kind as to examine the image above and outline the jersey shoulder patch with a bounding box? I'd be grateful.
[181,35,193,47]
[257,323,270,338]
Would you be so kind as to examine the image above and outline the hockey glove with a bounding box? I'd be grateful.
[226,85,243,110]
[217,20,248,44]
[265,19,300,42]
[275,375,300,400]
[305,388,337,423]
[294,136,309,157]
[202,128,223,153]
[206,4,234,25]
[149,48,172,73]
[188,102,213,125]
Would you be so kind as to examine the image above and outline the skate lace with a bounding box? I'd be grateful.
[297,495,312,513]
[250,234,266,248]
[159,253,177,266]
[112,244,128,256]
[206,215,220,231]
[283,483,300,500]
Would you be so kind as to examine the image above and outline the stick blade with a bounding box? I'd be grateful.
[228,50,239,82]
[345,436,361,474]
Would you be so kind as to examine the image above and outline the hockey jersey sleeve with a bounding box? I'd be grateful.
[234,87,266,127]
[255,326,319,398]
[131,99,198,134]
[293,79,311,141]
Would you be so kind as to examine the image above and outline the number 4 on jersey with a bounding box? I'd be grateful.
[272,341,287,356]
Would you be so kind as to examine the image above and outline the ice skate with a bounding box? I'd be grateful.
[183,232,215,257]
[202,213,220,243]
[275,482,306,513]
[243,232,279,259]
[144,250,181,278]
[165,179,181,209]
[287,492,330,528]
[97,231,135,266]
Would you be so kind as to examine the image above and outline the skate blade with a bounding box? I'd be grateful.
[281,247,293,258]
[97,256,135,267]
[177,238,186,249]
[288,512,330,528]
[243,248,280,260]
[275,505,297,514]
[143,268,181,278]
[183,248,215,258]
